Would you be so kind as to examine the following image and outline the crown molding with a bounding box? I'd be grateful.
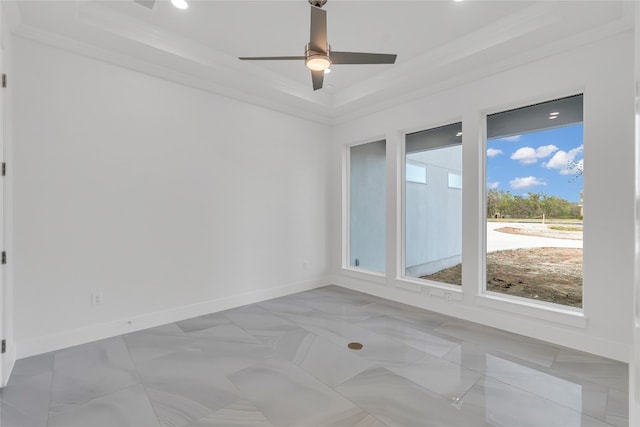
[13,24,336,125]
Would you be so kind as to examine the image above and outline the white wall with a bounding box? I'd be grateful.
[12,37,331,357]
[632,1,640,424]
[331,31,636,362]
[0,2,16,386]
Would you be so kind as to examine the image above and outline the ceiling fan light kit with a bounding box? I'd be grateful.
[239,0,397,91]
[305,45,331,71]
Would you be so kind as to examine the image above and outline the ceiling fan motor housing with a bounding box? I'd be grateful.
[308,0,328,8]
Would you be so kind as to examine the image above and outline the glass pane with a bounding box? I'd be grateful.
[349,140,386,272]
[486,94,584,308]
[405,123,462,285]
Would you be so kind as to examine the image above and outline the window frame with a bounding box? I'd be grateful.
[343,137,388,278]
[480,93,586,316]
[399,121,464,291]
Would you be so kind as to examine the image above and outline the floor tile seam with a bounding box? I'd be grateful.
[432,329,503,352]
[359,326,459,359]
[46,381,151,426]
[332,362,473,412]
[583,376,629,394]
[433,324,532,350]
[318,382,391,427]
[190,404,277,427]
[483,375,612,423]
[47,375,144,413]
[375,361,480,404]
[222,352,387,427]
[119,332,165,427]
[42,339,144,420]
[360,327,464,357]
[408,350,484,381]
[193,312,276,352]
[439,343,464,365]
[231,305,303,333]
[0,396,46,425]
[504,364,627,397]
[267,339,373,391]
[479,347,556,371]
[44,353,57,427]
[352,315,454,341]
[134,373,244,427]
[482,348,612,386]
[455,374,483,405]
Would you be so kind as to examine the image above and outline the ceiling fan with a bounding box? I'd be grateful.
[239,0,397,91]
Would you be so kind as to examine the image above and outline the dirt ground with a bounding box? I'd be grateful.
[421,226,583,308]
[496,226,583,240]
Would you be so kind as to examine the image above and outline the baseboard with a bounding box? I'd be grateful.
[16,277,330,359]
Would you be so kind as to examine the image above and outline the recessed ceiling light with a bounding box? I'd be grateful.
[454,0,464,2]
[549,112,560,116]
[456,132,463,137]
[549,116,558,120]
[171,0,189,10]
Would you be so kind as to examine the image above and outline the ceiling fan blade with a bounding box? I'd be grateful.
[239,56,305,61]
[309,6,327,53]
[311,70,324,91]
[330,51,397,65]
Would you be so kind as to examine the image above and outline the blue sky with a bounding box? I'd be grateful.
[486,124,584,203]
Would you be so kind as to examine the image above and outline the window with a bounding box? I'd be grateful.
[448,173,462,189]
[349,140,386,273]
[486,94,584,308]
[406,162,427,184]
[404,123,462,284]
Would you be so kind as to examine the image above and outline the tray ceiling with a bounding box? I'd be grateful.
[8,0,634,123]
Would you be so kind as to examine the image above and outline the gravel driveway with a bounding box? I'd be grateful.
[486,222,583,253]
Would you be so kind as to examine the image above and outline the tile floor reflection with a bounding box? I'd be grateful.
[0,285,629,426]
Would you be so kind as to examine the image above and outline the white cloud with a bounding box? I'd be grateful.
[511,147,537,164]
[487,182,500,189]
[543,145,584,174]
[487,148,503,158]
[510,176,547,190]
[510,145,558,165]
[535,145,559,158]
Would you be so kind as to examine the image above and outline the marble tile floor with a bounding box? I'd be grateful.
[0,285,629,427]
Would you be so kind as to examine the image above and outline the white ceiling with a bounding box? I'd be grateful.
[8,0,635,123]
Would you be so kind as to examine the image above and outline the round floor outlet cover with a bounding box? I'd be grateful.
[347,342,363,350]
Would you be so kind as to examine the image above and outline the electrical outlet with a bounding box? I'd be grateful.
[92,292,103,305]
[444,292,452,303]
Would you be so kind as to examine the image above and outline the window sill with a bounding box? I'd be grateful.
[477,292,587,328]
